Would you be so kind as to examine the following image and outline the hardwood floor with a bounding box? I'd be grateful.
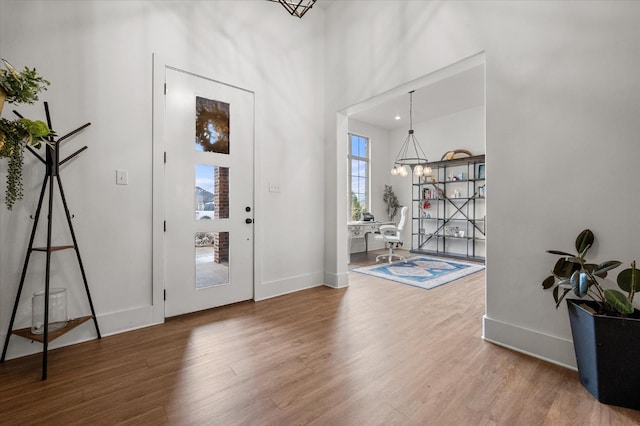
[1,249,639,425]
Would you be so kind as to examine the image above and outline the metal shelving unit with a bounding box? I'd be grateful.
[411,154,485,262]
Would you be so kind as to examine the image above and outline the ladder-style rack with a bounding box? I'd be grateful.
[0,102,101,380]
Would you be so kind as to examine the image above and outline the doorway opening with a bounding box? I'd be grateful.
[337,52,487,280]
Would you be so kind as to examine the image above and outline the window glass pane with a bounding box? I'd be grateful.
[358,159,367,176]
[195,96,230,154]
[352,176,361,194]
[358,137,367,157]
[195,165,230,220]
[351,138,359,156]
[195,232,229,288]
[349,134,369,221]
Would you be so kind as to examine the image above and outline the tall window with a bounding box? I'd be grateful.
[349,133,369,221]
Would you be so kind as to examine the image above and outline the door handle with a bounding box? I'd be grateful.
[245,218,253,224]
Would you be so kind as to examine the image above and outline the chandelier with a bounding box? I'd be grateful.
[391,90,431,177]
[268,0,317,18]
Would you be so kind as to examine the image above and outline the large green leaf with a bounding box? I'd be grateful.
[576,229,594,254]
[593,260,622,276]
[547,250,575,257]
[553,258,580,279]
[604,289,634,314]
[570,271,588,297]
[542,275,555,290]
[617,266,640,292]
[555,287,571,309]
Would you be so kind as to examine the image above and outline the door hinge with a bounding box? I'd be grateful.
[164,221,166,232]
[164,152,167,163]
[164,289,166,301]
[164,82,167,95]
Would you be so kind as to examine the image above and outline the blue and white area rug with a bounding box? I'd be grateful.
[352,256,485,290]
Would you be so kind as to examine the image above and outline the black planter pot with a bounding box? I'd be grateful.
[567,299,640,410]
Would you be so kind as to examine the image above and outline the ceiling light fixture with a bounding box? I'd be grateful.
[268,0,317,18]
[391,90,431,177]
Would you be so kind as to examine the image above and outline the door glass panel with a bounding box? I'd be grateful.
[195,232,229,288]
[195,165,230,220]
[195,96,230,154]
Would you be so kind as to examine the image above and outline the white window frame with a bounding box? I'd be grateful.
[348,133,370,221]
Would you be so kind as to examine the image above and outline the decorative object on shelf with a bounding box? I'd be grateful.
[0,59,53,209]
[32,288,67,334]
[383,184,400,221]
[541,229,640,409]
[267,0,316,18]
[390,91,432,177]
[478,164,485,179]
[441,149,473,161]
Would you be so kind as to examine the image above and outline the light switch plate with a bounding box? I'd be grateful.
[116,169,128,185]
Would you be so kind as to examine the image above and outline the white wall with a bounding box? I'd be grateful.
[0,0,326,359]
[324,1,640,369]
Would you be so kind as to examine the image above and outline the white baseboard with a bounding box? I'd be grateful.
[1,305,162,361]
[254,271,325,301]
[324,270,349,288]
[482,315,577,370]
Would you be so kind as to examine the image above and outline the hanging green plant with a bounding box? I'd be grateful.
[0,118,53,209]
[0,58,50,109]
[0,59,52,209]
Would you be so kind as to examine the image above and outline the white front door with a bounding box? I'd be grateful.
[164,67,254,317]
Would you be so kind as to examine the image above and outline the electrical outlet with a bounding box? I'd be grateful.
[116,170,128,185]
[268,183,280,193]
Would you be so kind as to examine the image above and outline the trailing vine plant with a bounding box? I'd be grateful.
[0,59,53,209]
[0,118,51,209]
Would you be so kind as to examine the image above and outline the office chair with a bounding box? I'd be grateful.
[375,206,408,264]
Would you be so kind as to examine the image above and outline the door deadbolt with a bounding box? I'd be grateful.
[245,218,253,224]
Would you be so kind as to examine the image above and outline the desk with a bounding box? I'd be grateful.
[347,221,393,263]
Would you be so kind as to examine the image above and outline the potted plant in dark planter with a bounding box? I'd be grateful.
[0,59,53,209]
[542,229,640,409]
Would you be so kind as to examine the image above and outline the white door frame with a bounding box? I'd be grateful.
[151,53,259,323]
[334,52,487,287]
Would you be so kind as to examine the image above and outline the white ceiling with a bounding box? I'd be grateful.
[350,64,485,131]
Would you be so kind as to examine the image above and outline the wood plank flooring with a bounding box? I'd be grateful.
[1,249,639,425]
